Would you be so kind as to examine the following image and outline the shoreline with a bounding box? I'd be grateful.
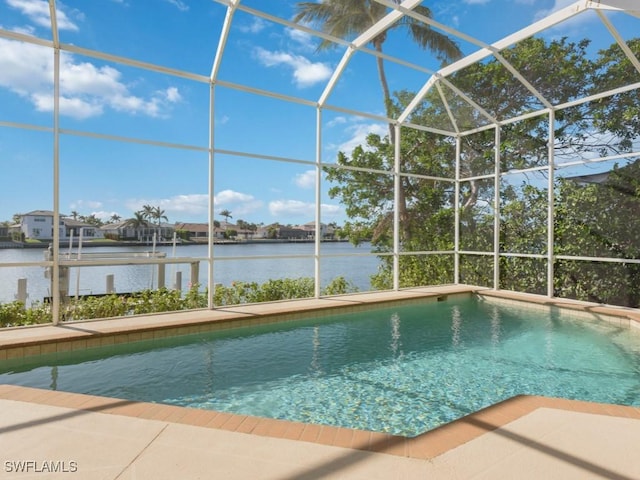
[0,238,351,249]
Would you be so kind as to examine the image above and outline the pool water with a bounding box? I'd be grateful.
[2,297,640,437]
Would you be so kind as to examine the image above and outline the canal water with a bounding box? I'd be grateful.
[0,242,380,304]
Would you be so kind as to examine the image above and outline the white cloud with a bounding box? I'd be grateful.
[69,200,103,210]
[269,200,311,217]
[326,116,347,128]
[125,195,208,218]
[90,210,117,221]
[0,37,181,119]
[238,17,267,34]
[164,194,209,215]
[320,203,342,218]
[214,190,263,216]
[336,122,388,156]
[7,0,79,31]
[165,86,181,103]
[294,170,316,189]
[214,190,252,205]
[534,0,582,21]
[269,200,341,218]
[254,47,332,88]
[286,27,317,52]
[165,0,188,11]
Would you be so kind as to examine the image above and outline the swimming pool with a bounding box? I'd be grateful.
[1,296,639,437]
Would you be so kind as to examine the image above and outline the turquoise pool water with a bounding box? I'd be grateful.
[1,297,640,437]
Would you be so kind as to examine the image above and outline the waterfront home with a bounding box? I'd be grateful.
[256,222,334,240]
[174,222,225,242]
[101,220,175,243]
[17,210,104,242]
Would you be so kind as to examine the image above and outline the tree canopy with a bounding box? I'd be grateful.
[325,36,640,306]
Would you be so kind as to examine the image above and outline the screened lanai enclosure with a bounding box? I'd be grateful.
[0,0,639,324]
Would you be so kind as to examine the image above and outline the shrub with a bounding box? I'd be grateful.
[0,276,359,326]
[0,301,51,327]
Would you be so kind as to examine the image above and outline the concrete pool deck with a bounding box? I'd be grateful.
[1,286,640,478]
[1,387,639,479]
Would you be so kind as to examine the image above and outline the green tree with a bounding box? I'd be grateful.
[124,211,149,240]
[141,204,154,223]
[326,36,640,294]
[553,161,640,307]
[294,0,461,119]
[80,214,103,227]
[152,206,168,226]
[590,38,640,154]
[295,1,461,238]
[220,209,232,225]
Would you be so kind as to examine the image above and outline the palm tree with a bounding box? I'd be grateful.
[152,206,168,226]
[70,210,79,220]
[110,214,121,223]
[294,1,461,126]
[141,204,155,223]
[152,206,169,240]
[125,211,149,241]
[295,1,462,239]
[220,209,232,227]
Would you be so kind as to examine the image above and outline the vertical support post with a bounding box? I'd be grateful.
[190,262,200,289]
[51,19,61,325]
[314,107,322,298]
[393,123,401,291]
[174,271,182,291]
[74,227,83,300]
[157,263,166,289]
[16,278,28,304]
[207,82,216,309]
[547,110,556,298]
[493,126,501,290]
[59,266,69,300]
[106,274,115,294]
[454,136,461,284]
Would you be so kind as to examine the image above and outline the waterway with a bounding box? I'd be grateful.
[0,242,381,304]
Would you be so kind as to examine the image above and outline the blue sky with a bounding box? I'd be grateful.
[0,0,637,226]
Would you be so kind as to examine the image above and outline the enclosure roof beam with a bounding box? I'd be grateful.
[383,0,554,125]
[597,10,640,76]
[438,1,588,79]
[436,82,460,135]
[210,0,239,81]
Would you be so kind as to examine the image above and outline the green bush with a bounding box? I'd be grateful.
[0,301,51,327]
[0,277,358,327]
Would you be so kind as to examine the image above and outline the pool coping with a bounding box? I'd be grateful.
[1,286,640,461]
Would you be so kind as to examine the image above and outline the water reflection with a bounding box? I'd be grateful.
[50,365,58,390]
[390,312,403,361]
[490,305,501,346]
[310,326,322,376]
[451,305,461,347]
